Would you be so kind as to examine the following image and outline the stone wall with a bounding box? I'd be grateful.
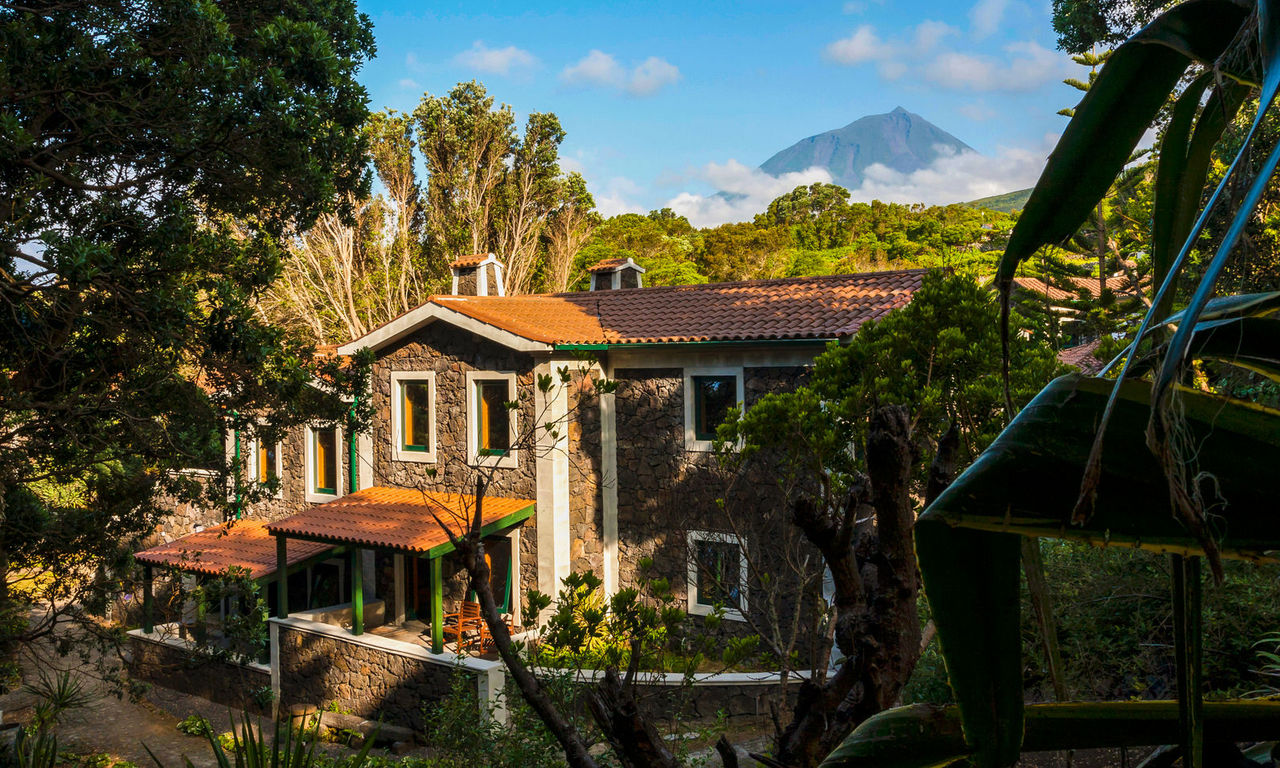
[568,372,603,576]
[369,322,540,603]
[613,366,814,636]
[275,622,478,733]
[128,631,271,714]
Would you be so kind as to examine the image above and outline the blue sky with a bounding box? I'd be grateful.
[355,0,1081,226]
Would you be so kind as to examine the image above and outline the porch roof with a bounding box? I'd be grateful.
[265,486,535,557]
[135,520,334,580]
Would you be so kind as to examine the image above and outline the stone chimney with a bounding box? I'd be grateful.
[450,253,505,296]
[586,257,645,291]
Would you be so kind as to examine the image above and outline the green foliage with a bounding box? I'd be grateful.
[1024,541,1280,701]
[724,270,1063,497]
[176,715,214,739]
[150,712,374,768]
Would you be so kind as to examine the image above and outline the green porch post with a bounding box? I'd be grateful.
[142,564,154,634]
[276,535,289,618]
[350,548,364,636]
[430,556,443,654]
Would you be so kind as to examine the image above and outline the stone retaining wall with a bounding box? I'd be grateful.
[272,619,503,734]
[128,630,271,714]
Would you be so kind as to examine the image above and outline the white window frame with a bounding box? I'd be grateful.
[686,530,748,622]
[683,367,745,452]
[465,371,519,469]
[304,425,343,504]
[390,371,437,464]
[248,436,284,500]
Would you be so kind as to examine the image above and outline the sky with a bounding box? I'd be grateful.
[354,0,1083,227]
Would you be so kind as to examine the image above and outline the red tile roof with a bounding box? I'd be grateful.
[429,270,924,345]
[266,486,535,555]
[1012,274,1142,302]
[450,253,494,269]
[586,258,633,273]
[135,520,333,580]
[1058,339,1107,375]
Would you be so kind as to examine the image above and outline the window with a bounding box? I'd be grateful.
[305,426,342,502]
[390,372,436,463]
[687,530,747,621]
[466,371,518,467]
[249,437,283,499]
[683,368,744,451]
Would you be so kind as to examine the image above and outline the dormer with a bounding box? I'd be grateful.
[587,257,645,291]
[450,253,505,296]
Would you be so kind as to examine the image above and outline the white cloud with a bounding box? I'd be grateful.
[398,78,421,91]
[826,22,1069,93]
[664,161,835,228]
[454,41,538,76]
[405,52,425,73]
[958,100,997,121]
[848,136,1056,205]
[561,50,681,96]
[594,176,647,218]
[969,0,1011,39]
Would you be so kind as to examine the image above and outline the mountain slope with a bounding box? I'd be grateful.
[964,188,1032,213]
[760,107,973,191]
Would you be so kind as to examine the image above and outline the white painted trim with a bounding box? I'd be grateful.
[465,371,519,469]
[533,364,570,611]
[357,431,373,490]
[609,345,826,371]
[392,555,406,625]
[268,616,501,673]
[687,530,748,622]
[600,389,619,596]
[527,665,813,687]
[248,437,285,500]
[683,366,745,452]
[389,371,437,464]
[507,527,523,628]
[491,262,506,297]
[304,425,343,504]
[336,301,553,356]
[128,625,271,675]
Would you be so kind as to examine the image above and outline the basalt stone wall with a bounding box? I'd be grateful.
[369,323,540,599]
[569,373,604,576]
[613,366,811,631]
[129,633,271,714]
[276,623,474,733]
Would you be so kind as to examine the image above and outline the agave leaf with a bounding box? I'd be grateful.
[997,0,1250,286]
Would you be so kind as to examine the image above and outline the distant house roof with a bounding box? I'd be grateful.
[450,253,496,269]
[586,257,645,273]
[1057,339,1107,375]
[338,270,925,354]
[1012,274,1141,303]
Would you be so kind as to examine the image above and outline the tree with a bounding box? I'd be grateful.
[722,270,1063,766]
[1050,0,1167,53]
[543,174,599,293]
[413,82,580,293]
[756,183,855,251]
[0,0,375,688]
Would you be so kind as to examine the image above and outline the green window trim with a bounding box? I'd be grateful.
[399,379,433,453]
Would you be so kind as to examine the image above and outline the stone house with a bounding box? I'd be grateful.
[131,256,923,724]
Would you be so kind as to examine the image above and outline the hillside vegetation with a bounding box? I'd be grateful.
[571,181,1016,289]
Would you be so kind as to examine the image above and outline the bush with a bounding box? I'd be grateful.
[175,715,214,739]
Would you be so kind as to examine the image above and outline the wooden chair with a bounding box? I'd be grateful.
[441,600,483,652]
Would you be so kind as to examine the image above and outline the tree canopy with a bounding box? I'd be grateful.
[0,0,376,687]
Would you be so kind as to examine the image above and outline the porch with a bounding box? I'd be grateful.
[134,486,534,655]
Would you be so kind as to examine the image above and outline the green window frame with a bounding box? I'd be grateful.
[399,380,432,453]
[476,380,512,457]
[311,427,338,495]
[692,375,737,442]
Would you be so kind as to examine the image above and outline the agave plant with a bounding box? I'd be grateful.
[146,712,376,768]
[821,1,1280,767]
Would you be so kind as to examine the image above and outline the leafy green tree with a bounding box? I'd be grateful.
[756,182,856,250]
[1051,0,1167,53]
[0,0,375,689]
[722,270,1062,766]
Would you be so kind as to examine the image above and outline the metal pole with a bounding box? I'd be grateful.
[431,556,443,654]
[1172,554,1204,768]
[142,564,153,634]
[350,548,364,636]
[348,398,358,494]
[276,535,289,619]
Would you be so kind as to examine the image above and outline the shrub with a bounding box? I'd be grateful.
[175,715,214,739]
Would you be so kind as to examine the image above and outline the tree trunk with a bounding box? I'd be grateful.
[586,668,682,768]
[774,405,926,768]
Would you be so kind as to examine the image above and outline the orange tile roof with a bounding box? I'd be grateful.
[450,253,494,269]
[266,486,535,555]
[1012,275,1142,302]
[135,520,333,580]
[1058,339,1107,375]
[586,258,632,273]
[429,270,924,345]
